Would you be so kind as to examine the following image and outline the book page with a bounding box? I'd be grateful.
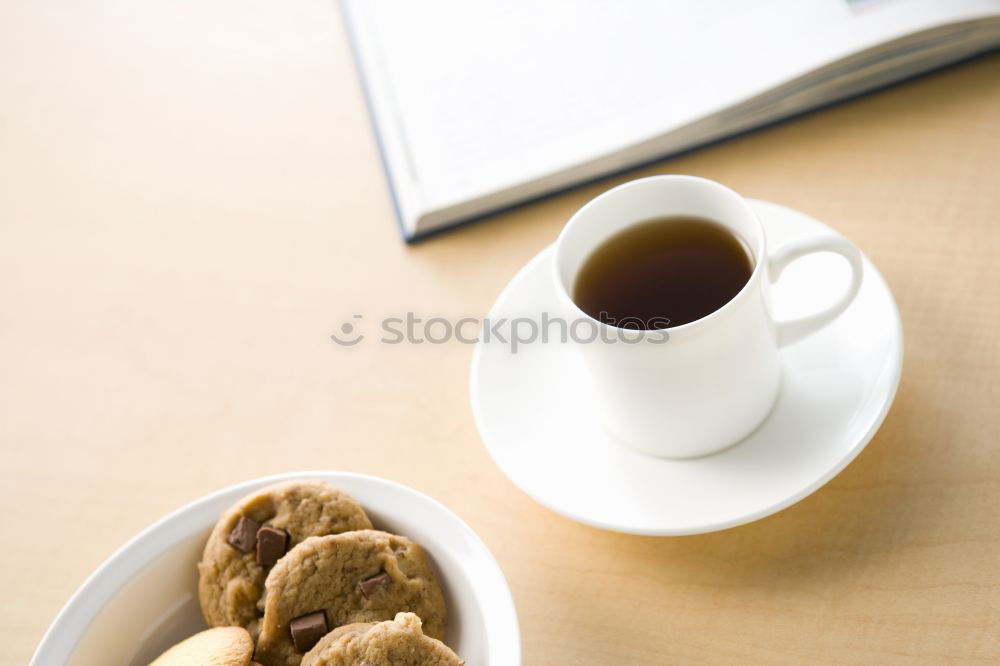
[347,0,999,221]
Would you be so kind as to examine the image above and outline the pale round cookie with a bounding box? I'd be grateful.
[197,479,373,635]
[302,612,463,666]
[149,626,253,666]
[254,530,447,666]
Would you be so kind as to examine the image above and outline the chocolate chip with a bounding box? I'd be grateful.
[289,610,328,652]
[256,526,288,566]
[227,516,260,554]
[357,571,392,597]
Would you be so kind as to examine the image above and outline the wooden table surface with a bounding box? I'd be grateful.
[2,2,999,664]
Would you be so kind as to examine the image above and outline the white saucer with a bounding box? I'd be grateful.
[470,199,903,535]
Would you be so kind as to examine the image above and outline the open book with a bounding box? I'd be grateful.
[341,0,1000,240]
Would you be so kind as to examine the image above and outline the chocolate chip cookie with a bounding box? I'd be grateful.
[149,626,254,666]
[254,530,447,666]
[197,480,372,635]
[302,612,463,666]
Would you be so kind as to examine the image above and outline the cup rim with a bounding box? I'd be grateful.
[552,174,767,337]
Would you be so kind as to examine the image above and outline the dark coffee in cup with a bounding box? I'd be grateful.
[572,216,753,329]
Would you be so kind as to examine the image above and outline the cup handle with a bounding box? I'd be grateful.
[768,234,864,347]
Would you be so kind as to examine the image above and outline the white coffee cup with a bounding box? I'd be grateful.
[553,175,863,458]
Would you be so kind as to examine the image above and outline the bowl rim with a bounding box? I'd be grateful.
[30,471,521,665]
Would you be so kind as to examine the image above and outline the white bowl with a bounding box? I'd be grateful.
[30,472,520,665]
